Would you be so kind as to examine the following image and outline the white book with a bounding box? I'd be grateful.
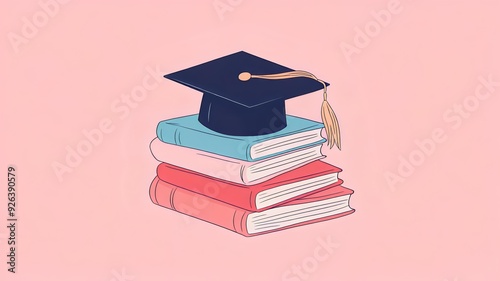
[150,138,325,185]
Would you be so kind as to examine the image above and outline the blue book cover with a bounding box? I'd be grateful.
[156,114,326,161]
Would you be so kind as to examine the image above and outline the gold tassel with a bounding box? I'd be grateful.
[239,70,341,150]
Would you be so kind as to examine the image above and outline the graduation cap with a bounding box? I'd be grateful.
[164,51,341,149]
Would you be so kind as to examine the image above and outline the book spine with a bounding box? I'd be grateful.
[149,177,251,236]
[156,164,256,211]
[156,123,253,161]
[150,138,250,185]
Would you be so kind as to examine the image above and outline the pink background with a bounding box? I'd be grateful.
[1,0,499,280]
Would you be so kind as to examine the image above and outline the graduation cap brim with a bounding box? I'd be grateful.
[164,51,329,136]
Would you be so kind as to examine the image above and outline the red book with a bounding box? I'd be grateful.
[157,160,343,211]
[150,177,355,237]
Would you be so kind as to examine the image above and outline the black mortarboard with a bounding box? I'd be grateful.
[164,51,341,149]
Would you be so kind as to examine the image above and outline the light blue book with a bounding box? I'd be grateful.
[156,114,326,162]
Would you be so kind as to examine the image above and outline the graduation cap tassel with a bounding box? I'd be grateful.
[239,71,341,150]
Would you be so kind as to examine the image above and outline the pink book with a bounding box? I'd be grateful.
[150,177,355,237]
[150,137,324,185]
[157,160,343,211]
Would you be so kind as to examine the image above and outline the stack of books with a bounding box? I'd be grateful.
[148,114,355,237]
